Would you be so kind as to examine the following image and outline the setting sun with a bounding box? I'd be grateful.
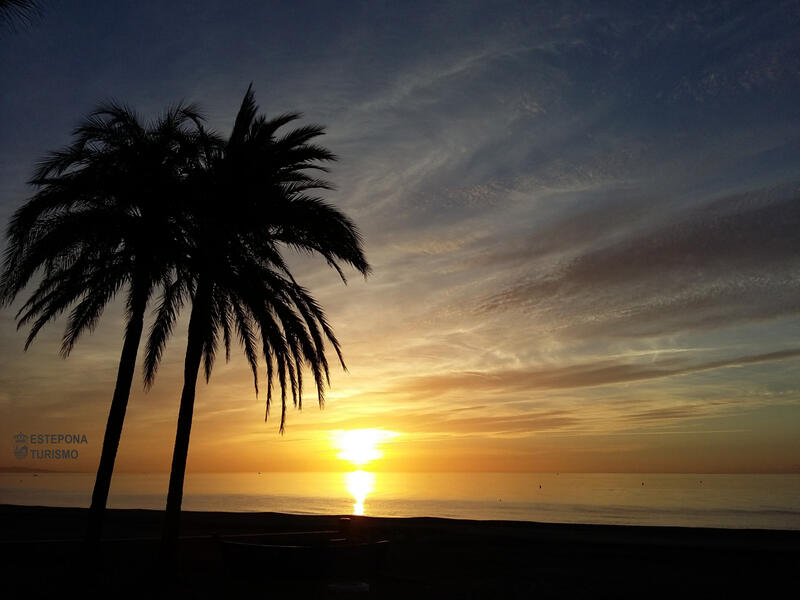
[332,429,399,466]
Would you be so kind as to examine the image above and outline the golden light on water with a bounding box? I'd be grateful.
[344,470,375,515]
[332,429,398,515]
[332,428,399,466]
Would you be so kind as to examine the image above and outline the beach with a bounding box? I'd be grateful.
[1,504,798,598]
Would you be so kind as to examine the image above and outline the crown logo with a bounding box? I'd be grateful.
[14,432,27,444]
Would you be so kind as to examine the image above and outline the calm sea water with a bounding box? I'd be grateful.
[1,472,799,530]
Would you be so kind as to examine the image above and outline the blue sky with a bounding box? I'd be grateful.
[1,1,799,472]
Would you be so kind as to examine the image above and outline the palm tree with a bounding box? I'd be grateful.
[157,85,370,560]
[0,101,204,547]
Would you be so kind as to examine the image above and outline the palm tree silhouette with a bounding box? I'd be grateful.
[158,85,370,560]
[0,101,204,547]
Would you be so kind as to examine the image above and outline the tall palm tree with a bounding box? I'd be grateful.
[0,101,204,546]
[157,85,370,559]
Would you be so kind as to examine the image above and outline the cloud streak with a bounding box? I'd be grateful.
[400,348,800,397]
[478,182,800,339]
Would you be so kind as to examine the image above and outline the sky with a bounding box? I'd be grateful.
[1,0,799,474]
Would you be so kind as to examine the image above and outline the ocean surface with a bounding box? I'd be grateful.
[2,472,799,530]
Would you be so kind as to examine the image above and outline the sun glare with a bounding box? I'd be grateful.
[332,428,399,466]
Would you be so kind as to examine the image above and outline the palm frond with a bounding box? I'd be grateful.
[144,275,187,388]
[1,0,41,31]
[229,83,258,149]
[60,275,124,357]
[231,298,259,395]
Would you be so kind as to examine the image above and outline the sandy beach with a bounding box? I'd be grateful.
[1,504,798,598]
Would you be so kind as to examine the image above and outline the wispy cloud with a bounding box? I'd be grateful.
[399,348,800,396]
[478,182,800,339]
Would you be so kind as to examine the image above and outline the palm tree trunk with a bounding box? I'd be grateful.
[85,288,147,548]
[161,282,208,564]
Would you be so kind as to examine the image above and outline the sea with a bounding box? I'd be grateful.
[2,472,799,530]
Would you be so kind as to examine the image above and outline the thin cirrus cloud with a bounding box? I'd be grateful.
[399,349,800,397]
[476,182,800,340]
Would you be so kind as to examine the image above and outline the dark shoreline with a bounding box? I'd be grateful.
[2,504,798,598]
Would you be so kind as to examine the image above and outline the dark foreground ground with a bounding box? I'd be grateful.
[1,504,798,598]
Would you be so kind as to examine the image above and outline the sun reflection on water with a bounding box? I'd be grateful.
[333,428,398,515]
[345,470,375,515]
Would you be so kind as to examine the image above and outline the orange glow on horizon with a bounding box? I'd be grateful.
[332,428,400,467]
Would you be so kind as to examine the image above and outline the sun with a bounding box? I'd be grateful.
[332,429,399,466]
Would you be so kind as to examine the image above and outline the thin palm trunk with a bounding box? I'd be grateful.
[85,287,147,548]
[161,282,208,563]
